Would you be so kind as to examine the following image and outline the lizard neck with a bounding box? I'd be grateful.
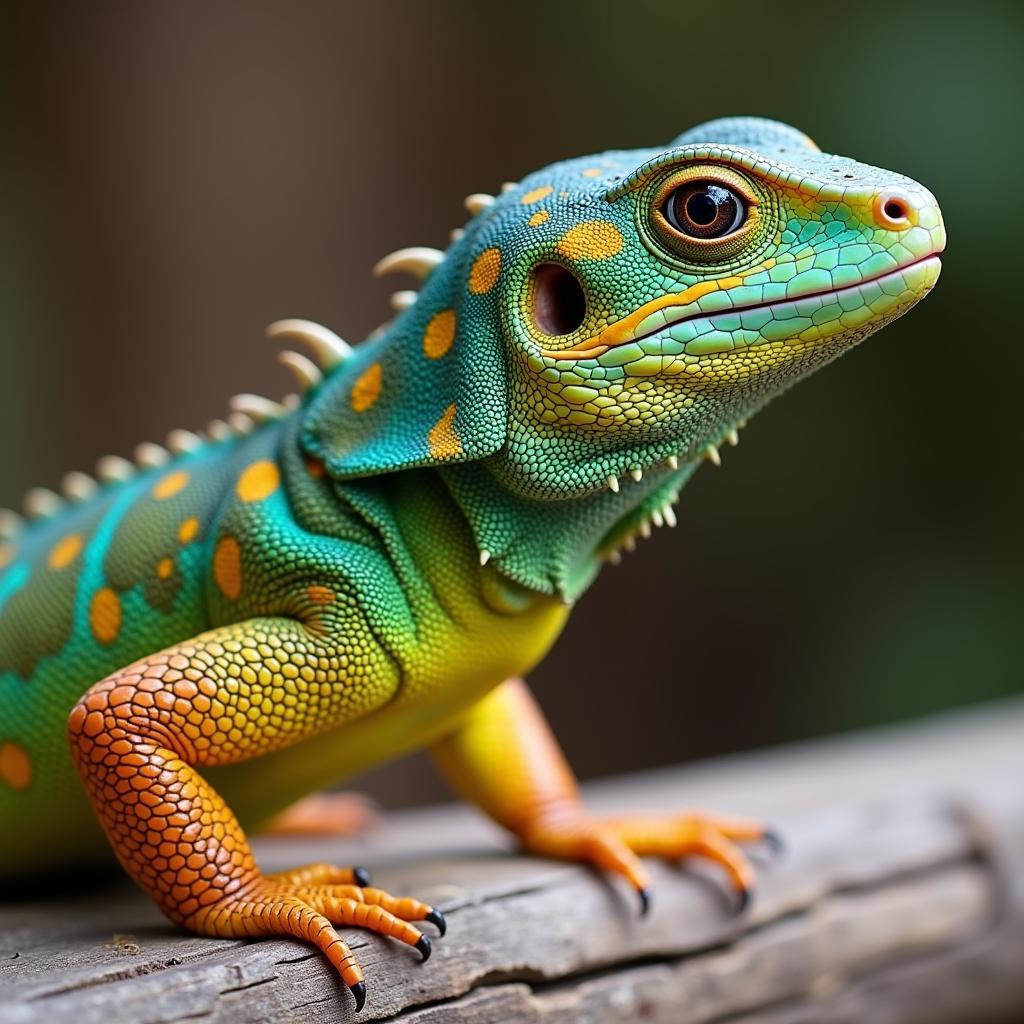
[440,455,697,603]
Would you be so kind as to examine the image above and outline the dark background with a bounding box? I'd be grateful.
[2,2,1021,809]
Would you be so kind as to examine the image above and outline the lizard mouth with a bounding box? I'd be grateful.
[539,254,943,362]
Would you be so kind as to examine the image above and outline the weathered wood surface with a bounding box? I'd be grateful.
[2,699,1023,1023]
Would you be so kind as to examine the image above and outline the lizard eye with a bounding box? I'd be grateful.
[648,166,761,262]
[663,182,746,239]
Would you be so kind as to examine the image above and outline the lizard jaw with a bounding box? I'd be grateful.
[540,253,943,363]
[593,254,942,497]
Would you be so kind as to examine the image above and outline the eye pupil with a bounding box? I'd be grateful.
[664,181,745,241]
[685,191,719,226]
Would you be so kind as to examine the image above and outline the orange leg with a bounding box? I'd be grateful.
[431,678,778,914]
[261,792,379,837]
[67,619,444,1012]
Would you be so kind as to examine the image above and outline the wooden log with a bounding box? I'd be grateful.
[1,699,1023,1023]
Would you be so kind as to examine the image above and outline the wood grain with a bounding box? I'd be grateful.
[2,699,1022,1023]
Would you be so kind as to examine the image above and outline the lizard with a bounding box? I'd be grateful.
[0,117,944,1011]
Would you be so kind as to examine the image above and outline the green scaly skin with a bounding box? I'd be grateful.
[0,117,944,881]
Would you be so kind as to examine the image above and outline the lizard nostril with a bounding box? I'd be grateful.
[874,191,914,230]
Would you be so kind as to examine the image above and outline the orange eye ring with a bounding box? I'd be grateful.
[648,165,761,262]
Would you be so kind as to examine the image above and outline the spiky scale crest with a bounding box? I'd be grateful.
[373,247,444,280]
[61,472,98,502]
[278,350,323,391]
[390,290,417,312]
[230,394,287,423]
[134,443,170,469]
[0,509,24,539]
[97,455,134,483]
[167,430,203,455]
[464,193,495,216]
[267,319,351,370]
[24,488,61,520]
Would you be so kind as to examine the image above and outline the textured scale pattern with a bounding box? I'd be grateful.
[0,118,944,1010]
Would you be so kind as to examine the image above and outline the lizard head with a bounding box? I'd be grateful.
[305,116,944,509]
[482,116,945,499]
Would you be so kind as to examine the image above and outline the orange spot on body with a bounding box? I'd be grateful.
[307,585,334,605]
[468,249,501,295]
[48,534,83,570]
[528,210,549,227]
[236,460,280,503]
[556,221,624,261]
[0,742,33,790]
[90,588,122,645]
[521,186,553,205]
[213,537,243,600]
[153,471,190,501]
[0,544,15,570]
[156,557,175,580]
[178,517,200,544]
[351,363,382,412]
[423,309,457,359]
[427,404,462,460]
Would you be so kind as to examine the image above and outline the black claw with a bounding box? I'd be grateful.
[352,866,372,888]
[637,887,652,918]
[425,908,447,936]
[735,884,754,915]
[349,981,367,1013]
[416,934,432,962]
[761,828,785,857]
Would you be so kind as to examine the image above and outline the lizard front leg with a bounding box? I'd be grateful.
[68,617,444,1012]
[431,678,775,913]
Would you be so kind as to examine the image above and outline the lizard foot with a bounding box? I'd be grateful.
[521,809,778,915]
[187,863,445,1012]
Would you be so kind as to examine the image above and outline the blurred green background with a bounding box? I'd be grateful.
[1,1,1021,807]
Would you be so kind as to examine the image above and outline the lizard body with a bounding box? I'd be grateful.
[0,118,944,1008]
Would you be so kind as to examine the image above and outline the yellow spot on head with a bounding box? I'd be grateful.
[468,248,502,295]
[581,168,602,178]
[153,470,190,501]
[520,185,553,205]
[48,534,83,571]
[528,210,549,227]
[90,587,122,645]
[236,460,280,503]
[307,585,334,605]
[0,742,32,791]
[556,221,624,261]
[178,517,200,544]
[213,536,243,600]
[156,557,175,580]
[427,403,462,460]
[423,309,457,359]
[351,362,383,412]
